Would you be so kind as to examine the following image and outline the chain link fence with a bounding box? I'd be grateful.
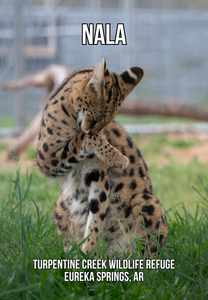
[0,0,207,133]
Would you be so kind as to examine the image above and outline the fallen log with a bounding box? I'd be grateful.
[118,100,208,122]
[2,64,70,159]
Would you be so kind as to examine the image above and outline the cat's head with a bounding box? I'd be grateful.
[71,58,144,134]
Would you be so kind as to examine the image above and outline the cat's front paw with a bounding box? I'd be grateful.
[104,152,129,169]
[79,146,92,160]
[113,154,129,169]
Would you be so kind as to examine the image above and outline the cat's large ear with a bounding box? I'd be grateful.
[120,67,144,98]
[87,58,106,100]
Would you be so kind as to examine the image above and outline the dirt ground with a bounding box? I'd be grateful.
[0,137,37,173]
[165,132,208,164]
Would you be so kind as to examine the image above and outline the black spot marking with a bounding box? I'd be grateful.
[54,212,62,220]
[130,67,144,78]
[37,161,43,169]
[48,113,57,121]
[100,170,105,181]
[111,197,119,204]
[81,197,88,204]
[139,167,145,178]
[127,137,133,148]
[114,182,124,193]
[151,247,158,254]
[73,147,77,154]
[130,194,137,201]
[100,213,106,221]
[155,221,160,229]
[105,180,109,191]
[120,71,136,85]
[62,141,69,159]
[142,205,155,216]
[129,180,137,190]
[121,147,126,156]
[38,150,45,160]
[62,119,69,126]
[72,114,76,121]
[42,118,46,127]
[125,206,132,218]
[47,127,53,135]
[143,216,152,227]
[122,169,127,176]
[129,168,134,177]
[68,157,78,163]
[128,224,132,230]
[117,202,125,210]
[100,191,107,202]
[161,215,166,225]
[129,155,135,163]
[89,199,99,214]
[38,131,41,140]
[143,193,151,201]
[143,160,148,171]
[91,120,97,128]
[109,226,115,233]
[107,88,112,103]
[51,151,56,158]
[157,234,164,244]
[94,227,98,233]
[51,160,59,166]
[53,100,58,105]
[85,169,100,187]
[81,132,85,140]
[136,148,142,157]
[105,69,109,76]
[58,224,68,232]
[112,129,121,137]
[87,153,95,159]
[60,200,68,211]
[56,140,63,143]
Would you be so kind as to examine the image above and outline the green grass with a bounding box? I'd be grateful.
[0,157,208,299]
[0,167,60,216]
[132,134,197,154]
[0,143,7,152]
[0,116,34,128]
[115,114,197,125]
[0,117,14,128]
[0,148,208,299]
[25,147,38,160]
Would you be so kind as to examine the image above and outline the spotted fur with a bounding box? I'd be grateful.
[37,58,167,257]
